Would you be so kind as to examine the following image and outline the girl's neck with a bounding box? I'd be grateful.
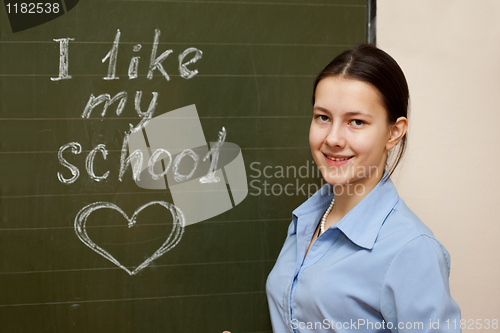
[327,173,384,226]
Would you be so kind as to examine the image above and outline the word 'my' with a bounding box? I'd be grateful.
[51,29,203,81]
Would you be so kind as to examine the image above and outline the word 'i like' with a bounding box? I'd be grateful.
[50,29,203,81]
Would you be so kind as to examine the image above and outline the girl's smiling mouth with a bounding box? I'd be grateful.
[323,153,354,166]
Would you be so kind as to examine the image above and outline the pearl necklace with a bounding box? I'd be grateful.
[319,197,335,235]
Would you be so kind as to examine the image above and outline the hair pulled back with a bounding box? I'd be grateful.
[312,44,409,177]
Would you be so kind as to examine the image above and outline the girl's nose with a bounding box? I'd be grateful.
[324,124,346,149]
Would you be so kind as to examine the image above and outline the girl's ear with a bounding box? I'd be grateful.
[386,117,408,150]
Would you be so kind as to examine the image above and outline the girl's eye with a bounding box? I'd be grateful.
[350,119,365,127]
[315,115,330,123]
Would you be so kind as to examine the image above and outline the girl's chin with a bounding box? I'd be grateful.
[324,180,351,187]
[318,166,355,183]
[320,175,352,186]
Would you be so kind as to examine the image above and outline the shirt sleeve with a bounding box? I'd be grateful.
[380,235,461,333]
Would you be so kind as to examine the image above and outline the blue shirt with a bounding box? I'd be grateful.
[266,175,461,332]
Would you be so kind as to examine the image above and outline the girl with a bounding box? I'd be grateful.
[265,44,461,332]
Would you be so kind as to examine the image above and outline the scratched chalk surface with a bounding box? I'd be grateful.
[0,0,366,332]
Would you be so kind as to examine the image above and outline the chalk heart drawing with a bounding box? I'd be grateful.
[74,201,185,275]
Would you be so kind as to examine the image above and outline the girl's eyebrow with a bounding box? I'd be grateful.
[345,111,373,118]
[313,106,329,113]
[313,107,373,119]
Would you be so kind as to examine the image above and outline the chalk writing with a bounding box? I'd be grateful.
[57,142,81,184]
[178,47,203,79]
[148,28,173,80]
[57,126,227,184]
[52,29,203,81]
[200,127,226,183]
[128,44,142,79]
[74,201,185,275]
[134,91,158,131]
[81,91,157,132]
[85,144,110,182]
[50,37,74,81]
[102,29,120,80]
[82,91,128,118]
[51,28,218,274]
[148,149,172,181]
[119,131,144,182]
[173,148,199,183]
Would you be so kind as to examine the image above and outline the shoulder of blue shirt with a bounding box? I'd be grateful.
[288,172,452,273]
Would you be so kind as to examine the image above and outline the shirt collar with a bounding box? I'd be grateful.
[292,172,400,250]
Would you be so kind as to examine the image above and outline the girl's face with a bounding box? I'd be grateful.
[310,76,401,191]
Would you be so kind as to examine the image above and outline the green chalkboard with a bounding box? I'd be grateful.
[0,0,366,332]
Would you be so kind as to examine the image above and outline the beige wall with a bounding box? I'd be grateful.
[378,0,500,323]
